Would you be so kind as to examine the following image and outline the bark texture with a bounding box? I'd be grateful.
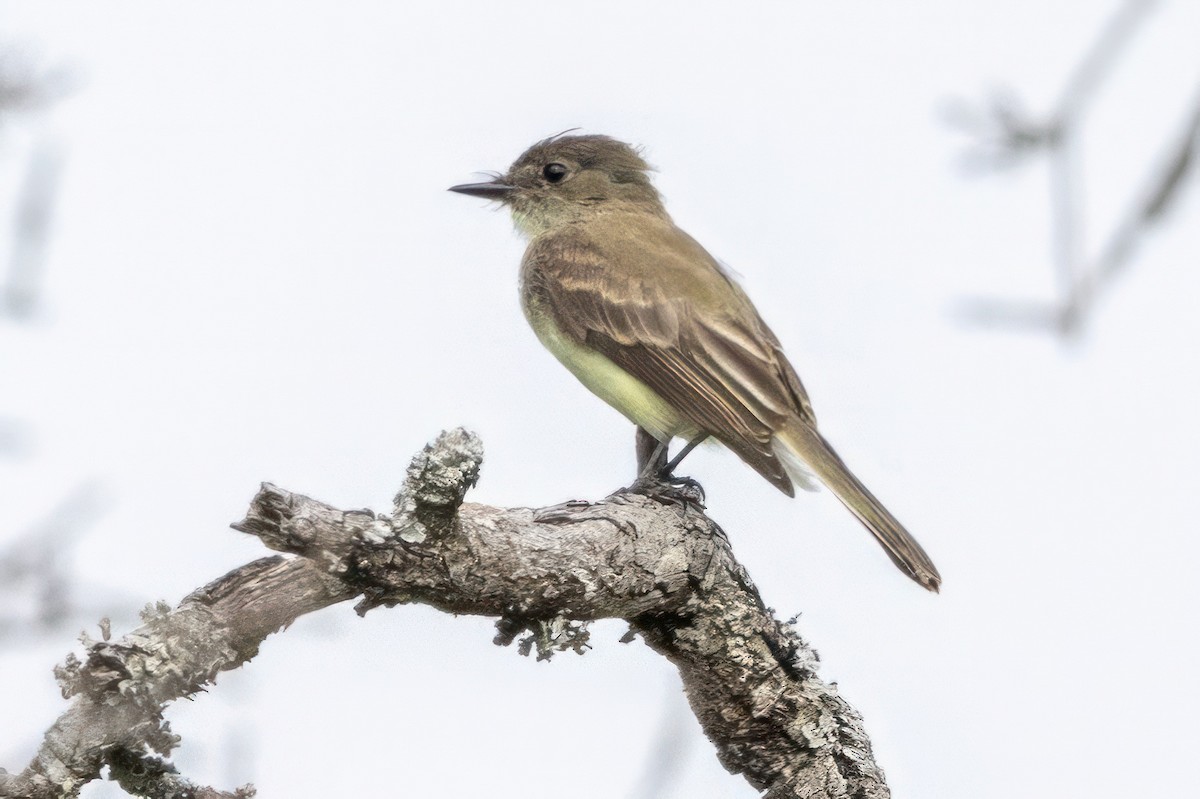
[0,556,351,799]
[1,429,890,799]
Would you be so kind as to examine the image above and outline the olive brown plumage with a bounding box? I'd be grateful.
[451,134,941,592]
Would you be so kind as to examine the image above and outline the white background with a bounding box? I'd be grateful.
[2,2,1199,797]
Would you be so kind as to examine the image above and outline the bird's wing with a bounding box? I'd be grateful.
[523,224,816,496]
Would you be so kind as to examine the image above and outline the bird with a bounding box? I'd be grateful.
[450,133,941,592]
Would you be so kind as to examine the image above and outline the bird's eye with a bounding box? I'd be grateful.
[542,163,568,183]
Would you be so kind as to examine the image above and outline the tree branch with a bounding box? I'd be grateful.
[2,430,889,798]
[946,1,1200,337]
[0,558,352,798]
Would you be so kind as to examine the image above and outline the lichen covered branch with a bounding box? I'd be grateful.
[235,430,888,797]
[0,557,353,798]
[2,429,889,798]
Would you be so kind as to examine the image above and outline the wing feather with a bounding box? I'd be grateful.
[521,218,813,495]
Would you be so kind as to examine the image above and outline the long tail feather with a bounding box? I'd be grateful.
[774,422,942,592]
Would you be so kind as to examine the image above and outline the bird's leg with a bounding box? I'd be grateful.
[629,428,684,499]
[656,435,709,502]
[662,436,706,477]
[635,426,669,481]
[624,430,707,510]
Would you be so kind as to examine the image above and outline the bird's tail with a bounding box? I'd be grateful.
[774,421,942,592]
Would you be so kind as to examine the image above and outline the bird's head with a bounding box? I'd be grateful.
[450,133,663,237]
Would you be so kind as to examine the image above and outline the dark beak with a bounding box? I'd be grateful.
[448,179,515,199]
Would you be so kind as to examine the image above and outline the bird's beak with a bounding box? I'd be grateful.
[448,178,516,199]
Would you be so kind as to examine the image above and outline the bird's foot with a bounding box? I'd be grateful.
[660,473,706,503]
[622,469,706,511]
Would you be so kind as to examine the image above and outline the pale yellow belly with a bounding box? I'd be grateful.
[527,310,699,443]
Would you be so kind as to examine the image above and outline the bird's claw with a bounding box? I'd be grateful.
[663,473,705,501]
[622,471,706,511]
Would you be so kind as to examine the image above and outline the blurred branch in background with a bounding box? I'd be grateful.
[0,483,109,644]
[3,139,64,320]
[1,44,100,648]
[945,0,1199,337]
[0,48,71,112]
[0,44,72,319]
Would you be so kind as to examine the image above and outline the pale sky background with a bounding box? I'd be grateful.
[2,2,1199,797]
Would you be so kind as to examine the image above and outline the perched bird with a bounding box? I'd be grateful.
[450,133,941,592]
